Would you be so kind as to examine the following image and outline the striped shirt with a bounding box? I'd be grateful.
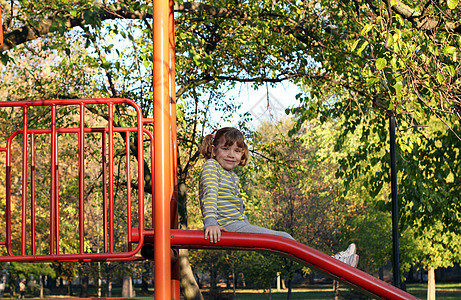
[199,158,245,227]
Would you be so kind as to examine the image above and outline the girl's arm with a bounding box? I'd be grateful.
[204,225,227,243]
[200,160,220,235]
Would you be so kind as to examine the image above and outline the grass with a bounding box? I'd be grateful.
[7,282,461,299]
[201,282,461,300]
[406,283,461,300]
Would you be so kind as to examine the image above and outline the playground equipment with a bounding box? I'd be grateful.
[0,1,420,299]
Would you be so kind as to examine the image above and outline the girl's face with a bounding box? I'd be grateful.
[212,140,244,171]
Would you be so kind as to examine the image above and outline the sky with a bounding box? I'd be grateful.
[225,81,303,129]
[93,23,304,130]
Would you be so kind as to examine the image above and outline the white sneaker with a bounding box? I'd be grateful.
[333,243,359,267]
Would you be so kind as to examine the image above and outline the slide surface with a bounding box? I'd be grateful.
[166,230,419,300]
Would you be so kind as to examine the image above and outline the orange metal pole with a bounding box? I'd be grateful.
[169,0,180,298]
[154,0,172,299]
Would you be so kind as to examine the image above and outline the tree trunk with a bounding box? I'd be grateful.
[47,277,57,291]
[177,177,204,300]
[427,267,436,300]
[286,278,292,300]
[106,281,112,297]
[106,264,112,297]
[40,276,45,299]
[379,267,384,281]
[232,266,236,296]
[80,275,88,298]
[241,273,246,287]
[141,268,149,294]
[179,249,203,300]
[276,272,281,291]
[333,280,340,300]
[210,264,216,292]
[122,276,133,297]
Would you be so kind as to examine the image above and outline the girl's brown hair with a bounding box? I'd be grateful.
[200,127,249,166]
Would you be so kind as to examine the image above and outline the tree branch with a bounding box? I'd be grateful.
[0,3,152,51]
[386,0,461,33]
[2,0,460,53]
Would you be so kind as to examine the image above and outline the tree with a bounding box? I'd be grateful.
[7,262,55,298]
[2,0,461,298]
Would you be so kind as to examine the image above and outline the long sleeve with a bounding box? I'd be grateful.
[199,160,220,227]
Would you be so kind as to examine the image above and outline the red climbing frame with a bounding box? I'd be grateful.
[0,98,148,262]
[0,0,420,299]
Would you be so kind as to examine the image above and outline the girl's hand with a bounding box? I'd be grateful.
[204,225,228,243]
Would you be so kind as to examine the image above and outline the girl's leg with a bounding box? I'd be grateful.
[224,219,294,240]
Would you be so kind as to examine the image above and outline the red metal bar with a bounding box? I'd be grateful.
[108,103,115,253]
[30,134,36,255]
[56,135,60,255]
[0,98,145,261]
[0,98,142,108]
[149,130,154,229]
[79,103,85,254]
[102,131,108,253]
[135,114,145,256]
[153,0,172,298]
[50,105,57,255]
[5,136,12,255]
[126,132,132,251]
[142,118,154,124]
[21,106,28,255]
[163,230,419,300]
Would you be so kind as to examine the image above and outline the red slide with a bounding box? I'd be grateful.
[168,230,419,300]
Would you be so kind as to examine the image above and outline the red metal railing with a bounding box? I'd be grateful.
[0,98,148,262]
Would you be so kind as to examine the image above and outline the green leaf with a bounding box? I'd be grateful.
[367,77,380,86]
[394,81,403,95]
[443,46,456,54]
[192,54,201,65]
[436,72,444,84]
[350,39,360,52]
[448,0,458,9]
[361,23,374,35]
[356,40,369,55]
[0,53,10,65]
[83,10,92,24]
[376,58,387,70]
[50,21,59,32]
[386,34,394,47]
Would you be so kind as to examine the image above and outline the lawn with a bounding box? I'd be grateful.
[8,282,461,299]
[201,283,461,300]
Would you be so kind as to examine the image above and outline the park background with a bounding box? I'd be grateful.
[0,0,461,299]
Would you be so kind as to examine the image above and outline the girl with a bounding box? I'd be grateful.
[199,127,358,267]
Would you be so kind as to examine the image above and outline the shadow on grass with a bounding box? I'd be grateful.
[202,283,461,300]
